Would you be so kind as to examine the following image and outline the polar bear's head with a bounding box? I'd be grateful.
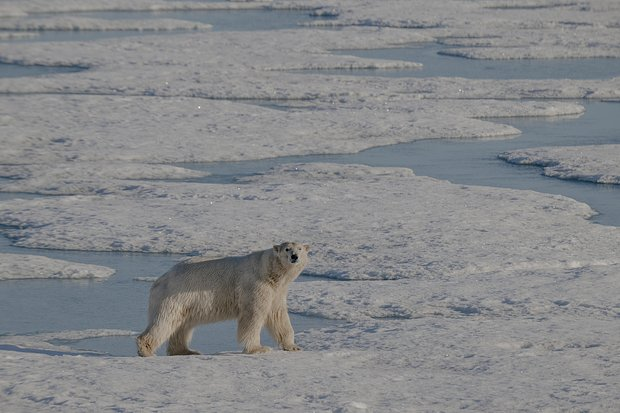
[273,242,310,267]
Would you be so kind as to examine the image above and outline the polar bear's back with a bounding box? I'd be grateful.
[151,249,269,296]
[145,250,270,324]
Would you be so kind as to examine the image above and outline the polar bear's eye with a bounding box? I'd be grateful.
[285,248,290,252]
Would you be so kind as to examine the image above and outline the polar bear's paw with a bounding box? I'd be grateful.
[245,345,272,354]
[168,348,201,356]
[282,344,302,352]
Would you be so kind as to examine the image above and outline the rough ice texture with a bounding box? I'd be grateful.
[0,28,619,101]
[307,0,620,59]
[0,253,115,280]
[0,17,212,32]
[0,161,208,195]
[0,329,135,354]
[0,94,589,195]
[1,1,619,411]
[499,144,620,184]
[0,31,37,40]
[1,163,618,280]
[0,0,310,15]
[1,281,619,411]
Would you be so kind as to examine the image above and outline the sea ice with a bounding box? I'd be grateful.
[1,163,618,281]
[1,299,618,411]
[308,0,620,59]
[0,0,309,15]
[0,253,115,280]
[0,161,208,195]
[0,329,135,355]
[0,16,212,32]
[1,1,619,411]
[500,144,620,184]
[0,27,619,101]
[0,94,590,195]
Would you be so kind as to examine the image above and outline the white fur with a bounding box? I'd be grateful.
[137,242,310,356]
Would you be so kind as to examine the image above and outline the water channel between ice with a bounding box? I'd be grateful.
[2,100,618,357]
[0,8,319,43]
[1,9,619,356]
[188,101,620,227]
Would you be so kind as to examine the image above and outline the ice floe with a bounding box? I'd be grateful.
[0,27,618,101]
[0,329,135,354]
[0,161,208,195]
[308,0,620,59]
[0,253,115,280]
[0,17,212,33]
[0,0,313,15]
[1,1,620,411]
[1,163,618,280]
[0,94,589,195]
[0,93,536,196]
[500,144,620,184]
[1,307,618,411]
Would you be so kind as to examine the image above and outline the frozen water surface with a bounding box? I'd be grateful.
[1,1,620,411]
[0,9,312,44]
[0,234,331,355]
[76,9,316,32]
[500,144,620,184]
[327,45,620,79]
[0,8,315,43]
[186,101,620,226]
[0,159,331,356]
[0,62,85,77]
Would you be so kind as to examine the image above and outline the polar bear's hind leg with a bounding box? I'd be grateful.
[137,309,181,357]
[167,322,200,356]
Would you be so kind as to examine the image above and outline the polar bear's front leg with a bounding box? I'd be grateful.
[237,308,271,354]
[267,305,301,352]
[237,313,270,354]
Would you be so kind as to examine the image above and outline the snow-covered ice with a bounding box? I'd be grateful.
[0,16,212,33]
[0,0,314,15]
[1,0,620,411]
[0,27,619,101]
[0,94,586,196]
[500,144,620,184]
[308,0,620,59]
[0,161,208,195]
[0,95,524,168]
[0,329,135,355]
[1,163,618,279]
[0,253,115,280]
[1,291,619,411]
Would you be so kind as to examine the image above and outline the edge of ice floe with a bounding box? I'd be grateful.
[0,253,116,280]
[499,145,620,185]
[0,329,137,356]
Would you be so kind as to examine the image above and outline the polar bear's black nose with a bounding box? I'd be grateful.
[291,254,298,263]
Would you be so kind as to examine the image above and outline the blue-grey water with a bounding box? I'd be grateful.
[185,101,620,227]
[0,234,330,356]
[1,9,619,356]
[75,9,316,32]
[328,46,620,79]
[0,62,85,77]
[1,9,316,43]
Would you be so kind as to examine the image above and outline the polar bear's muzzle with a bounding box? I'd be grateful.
[290,254,299,264]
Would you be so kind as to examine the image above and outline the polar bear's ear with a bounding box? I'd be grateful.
[273,245,281,253]
[303,244,310,252]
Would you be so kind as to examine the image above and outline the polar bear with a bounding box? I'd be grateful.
[137,242,310,357]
